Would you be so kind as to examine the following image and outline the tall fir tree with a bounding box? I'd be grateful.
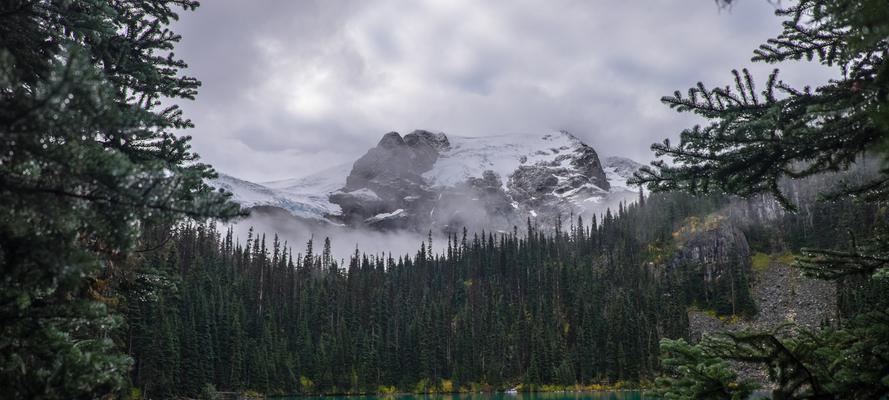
[634,1,889,398]
[0,1,240,398]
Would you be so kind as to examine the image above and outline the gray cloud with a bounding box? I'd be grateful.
[172,0,838,182]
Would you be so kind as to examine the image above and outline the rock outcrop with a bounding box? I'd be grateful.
[687,261,837,386]
[677,214,838,387]
[331,130,446,226]
[329,130,623,232]
[666,214,757,316]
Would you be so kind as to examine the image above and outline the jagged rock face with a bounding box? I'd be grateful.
[506,134,610,205]
[344,131,436,195]
[403,129,450,151]
[667,215,756,316]
[571,147,610,191]
[329,130,620,231]
[346,130,446,189]
[328,188,390,224]
[212,129,644,233]
[669,217,751,275]
[435,170,518,232]
[332,130,449,225]
[507,156,608,218]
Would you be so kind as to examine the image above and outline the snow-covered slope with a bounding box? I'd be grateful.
[211,163,351,221]
[424,132,595,189]
[261,163,350,194]
[212,130,646,229]
[603,156,645,194]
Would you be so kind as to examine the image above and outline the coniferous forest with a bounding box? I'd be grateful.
[122,186,881,398]
[3,0,889,399]
[125,193,716,397]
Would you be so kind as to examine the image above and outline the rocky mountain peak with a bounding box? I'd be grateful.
[377,131,406,148]
[213,129,646,233]
[345,131,440,192]
[404,129,450,151]
[329,130,634,231]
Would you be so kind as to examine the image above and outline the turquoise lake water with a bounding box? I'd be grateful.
[274,391,775,400]
[275,392,653,400]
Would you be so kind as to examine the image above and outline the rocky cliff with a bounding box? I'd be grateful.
[672,212,838,387]
[665,214,757,316]
[329,130,625,232]
[687,259,837,386]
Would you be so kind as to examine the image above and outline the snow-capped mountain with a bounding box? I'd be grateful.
[210,130,645,232]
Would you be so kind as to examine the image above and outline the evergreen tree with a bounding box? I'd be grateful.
[121,188,757,395]
[653,339,755,400]
[0,1,239,398]
[633,1,889,398]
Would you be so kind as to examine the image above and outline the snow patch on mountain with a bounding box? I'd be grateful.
[603,156,643,188]
[212,173,339,220]
[336,188,381,201]
[211,163,352,222]
[365,208,406,224]
[602,156,645,193]
[261,163,350,194]
[423,132,583,189]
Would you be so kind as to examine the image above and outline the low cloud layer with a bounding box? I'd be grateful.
[224,210,438,263]
[173,0,837,182]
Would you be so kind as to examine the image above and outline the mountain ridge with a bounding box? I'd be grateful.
[211,130,644,232]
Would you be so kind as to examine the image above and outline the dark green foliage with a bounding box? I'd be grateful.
[632,1,889,212]
[653,338,756,400]
[636,1,889,398]
[128,193,734,395]
[0,1,239,398]
[663,313,889,399]
[122,186,876,397]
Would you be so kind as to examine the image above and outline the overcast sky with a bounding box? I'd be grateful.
[172,0,837,182]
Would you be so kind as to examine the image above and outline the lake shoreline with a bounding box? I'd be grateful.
[265,385,654,398]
